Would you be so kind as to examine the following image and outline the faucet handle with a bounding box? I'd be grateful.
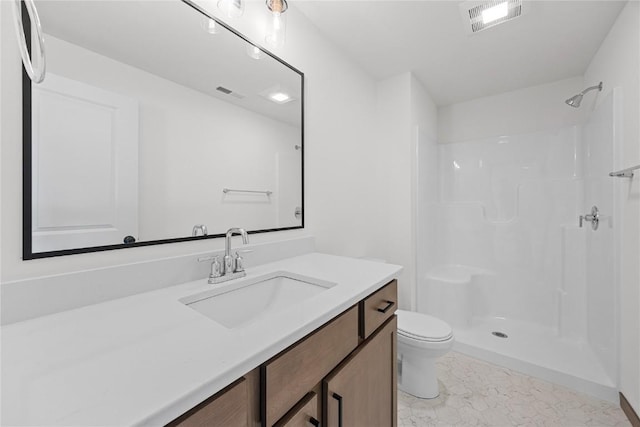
[198,255,223,279]
[234,250,253,273]
[210,256,223,278]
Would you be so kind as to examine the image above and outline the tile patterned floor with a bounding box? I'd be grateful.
[398,352,630,427]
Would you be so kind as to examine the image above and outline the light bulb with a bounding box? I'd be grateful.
[265,0,288,48]
[218,0,244,19]
[266,0,287,13]
[274,13,282,30]
[201,17,219,34]
[246,44,265,60]
[265,11,286,47]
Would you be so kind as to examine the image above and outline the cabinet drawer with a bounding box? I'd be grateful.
[273,392,319,427]
[360,280,397,339]
[168,377,248,427]
[262,306,359,426]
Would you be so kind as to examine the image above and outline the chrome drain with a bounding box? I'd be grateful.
[492,331,508,338]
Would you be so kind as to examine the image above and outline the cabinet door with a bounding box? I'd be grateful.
[323,316,397,427]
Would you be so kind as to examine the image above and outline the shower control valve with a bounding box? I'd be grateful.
[579,206,599,231]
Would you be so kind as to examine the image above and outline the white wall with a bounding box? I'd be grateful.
[438,76,586,144]
[1,2,385,294]
[375,73,412,308]
[584,0,640,414]
[374,72,437,310]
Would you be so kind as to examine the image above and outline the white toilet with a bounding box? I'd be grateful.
[396,309,454,399]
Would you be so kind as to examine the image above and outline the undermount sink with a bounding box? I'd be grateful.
[180,271,336,329]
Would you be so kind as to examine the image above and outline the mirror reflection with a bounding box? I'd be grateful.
[26,0,304,256]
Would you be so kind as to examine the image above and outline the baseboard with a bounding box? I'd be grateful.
[620,392,640,427]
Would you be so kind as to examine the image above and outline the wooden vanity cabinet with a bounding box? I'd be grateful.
[323,316,397,427]
[265,280,398,427]
[167,280,397,427]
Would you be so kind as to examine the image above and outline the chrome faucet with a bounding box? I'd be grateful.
[224,227,249,274]
[198,227,250,284]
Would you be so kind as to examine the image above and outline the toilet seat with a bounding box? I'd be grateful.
[397,310,453,342]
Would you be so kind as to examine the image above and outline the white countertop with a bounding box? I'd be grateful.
[1,253,402,426]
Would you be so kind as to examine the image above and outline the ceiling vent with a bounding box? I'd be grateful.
[460,0,525,34]
[216,86,245,99]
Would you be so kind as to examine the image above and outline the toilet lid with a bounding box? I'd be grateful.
[397,310,453,342]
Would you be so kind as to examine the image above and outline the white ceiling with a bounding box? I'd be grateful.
[294,0,626,106]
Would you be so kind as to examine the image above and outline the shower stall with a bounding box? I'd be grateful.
[417,89,621,401]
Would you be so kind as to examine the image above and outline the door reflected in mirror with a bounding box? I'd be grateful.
[24,0,304,258]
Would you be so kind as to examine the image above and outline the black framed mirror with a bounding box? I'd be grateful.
[22,0,304,259]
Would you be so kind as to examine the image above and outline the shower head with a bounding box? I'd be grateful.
[565,82,603,108]
[565,93,583,108]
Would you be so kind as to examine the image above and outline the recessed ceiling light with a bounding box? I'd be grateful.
[269,92,290,103]
[260,85,296,104]
[460,0,525,34]
[482,2,508,24]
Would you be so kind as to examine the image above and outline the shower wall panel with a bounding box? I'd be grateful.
[583,92,616,382]
[434,127,584,329]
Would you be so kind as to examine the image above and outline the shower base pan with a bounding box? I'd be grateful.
[453,316,617,402]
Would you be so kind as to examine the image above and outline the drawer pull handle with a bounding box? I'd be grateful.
[308,416,320,427]
[332,392,343,427]
[376,300,395,313]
